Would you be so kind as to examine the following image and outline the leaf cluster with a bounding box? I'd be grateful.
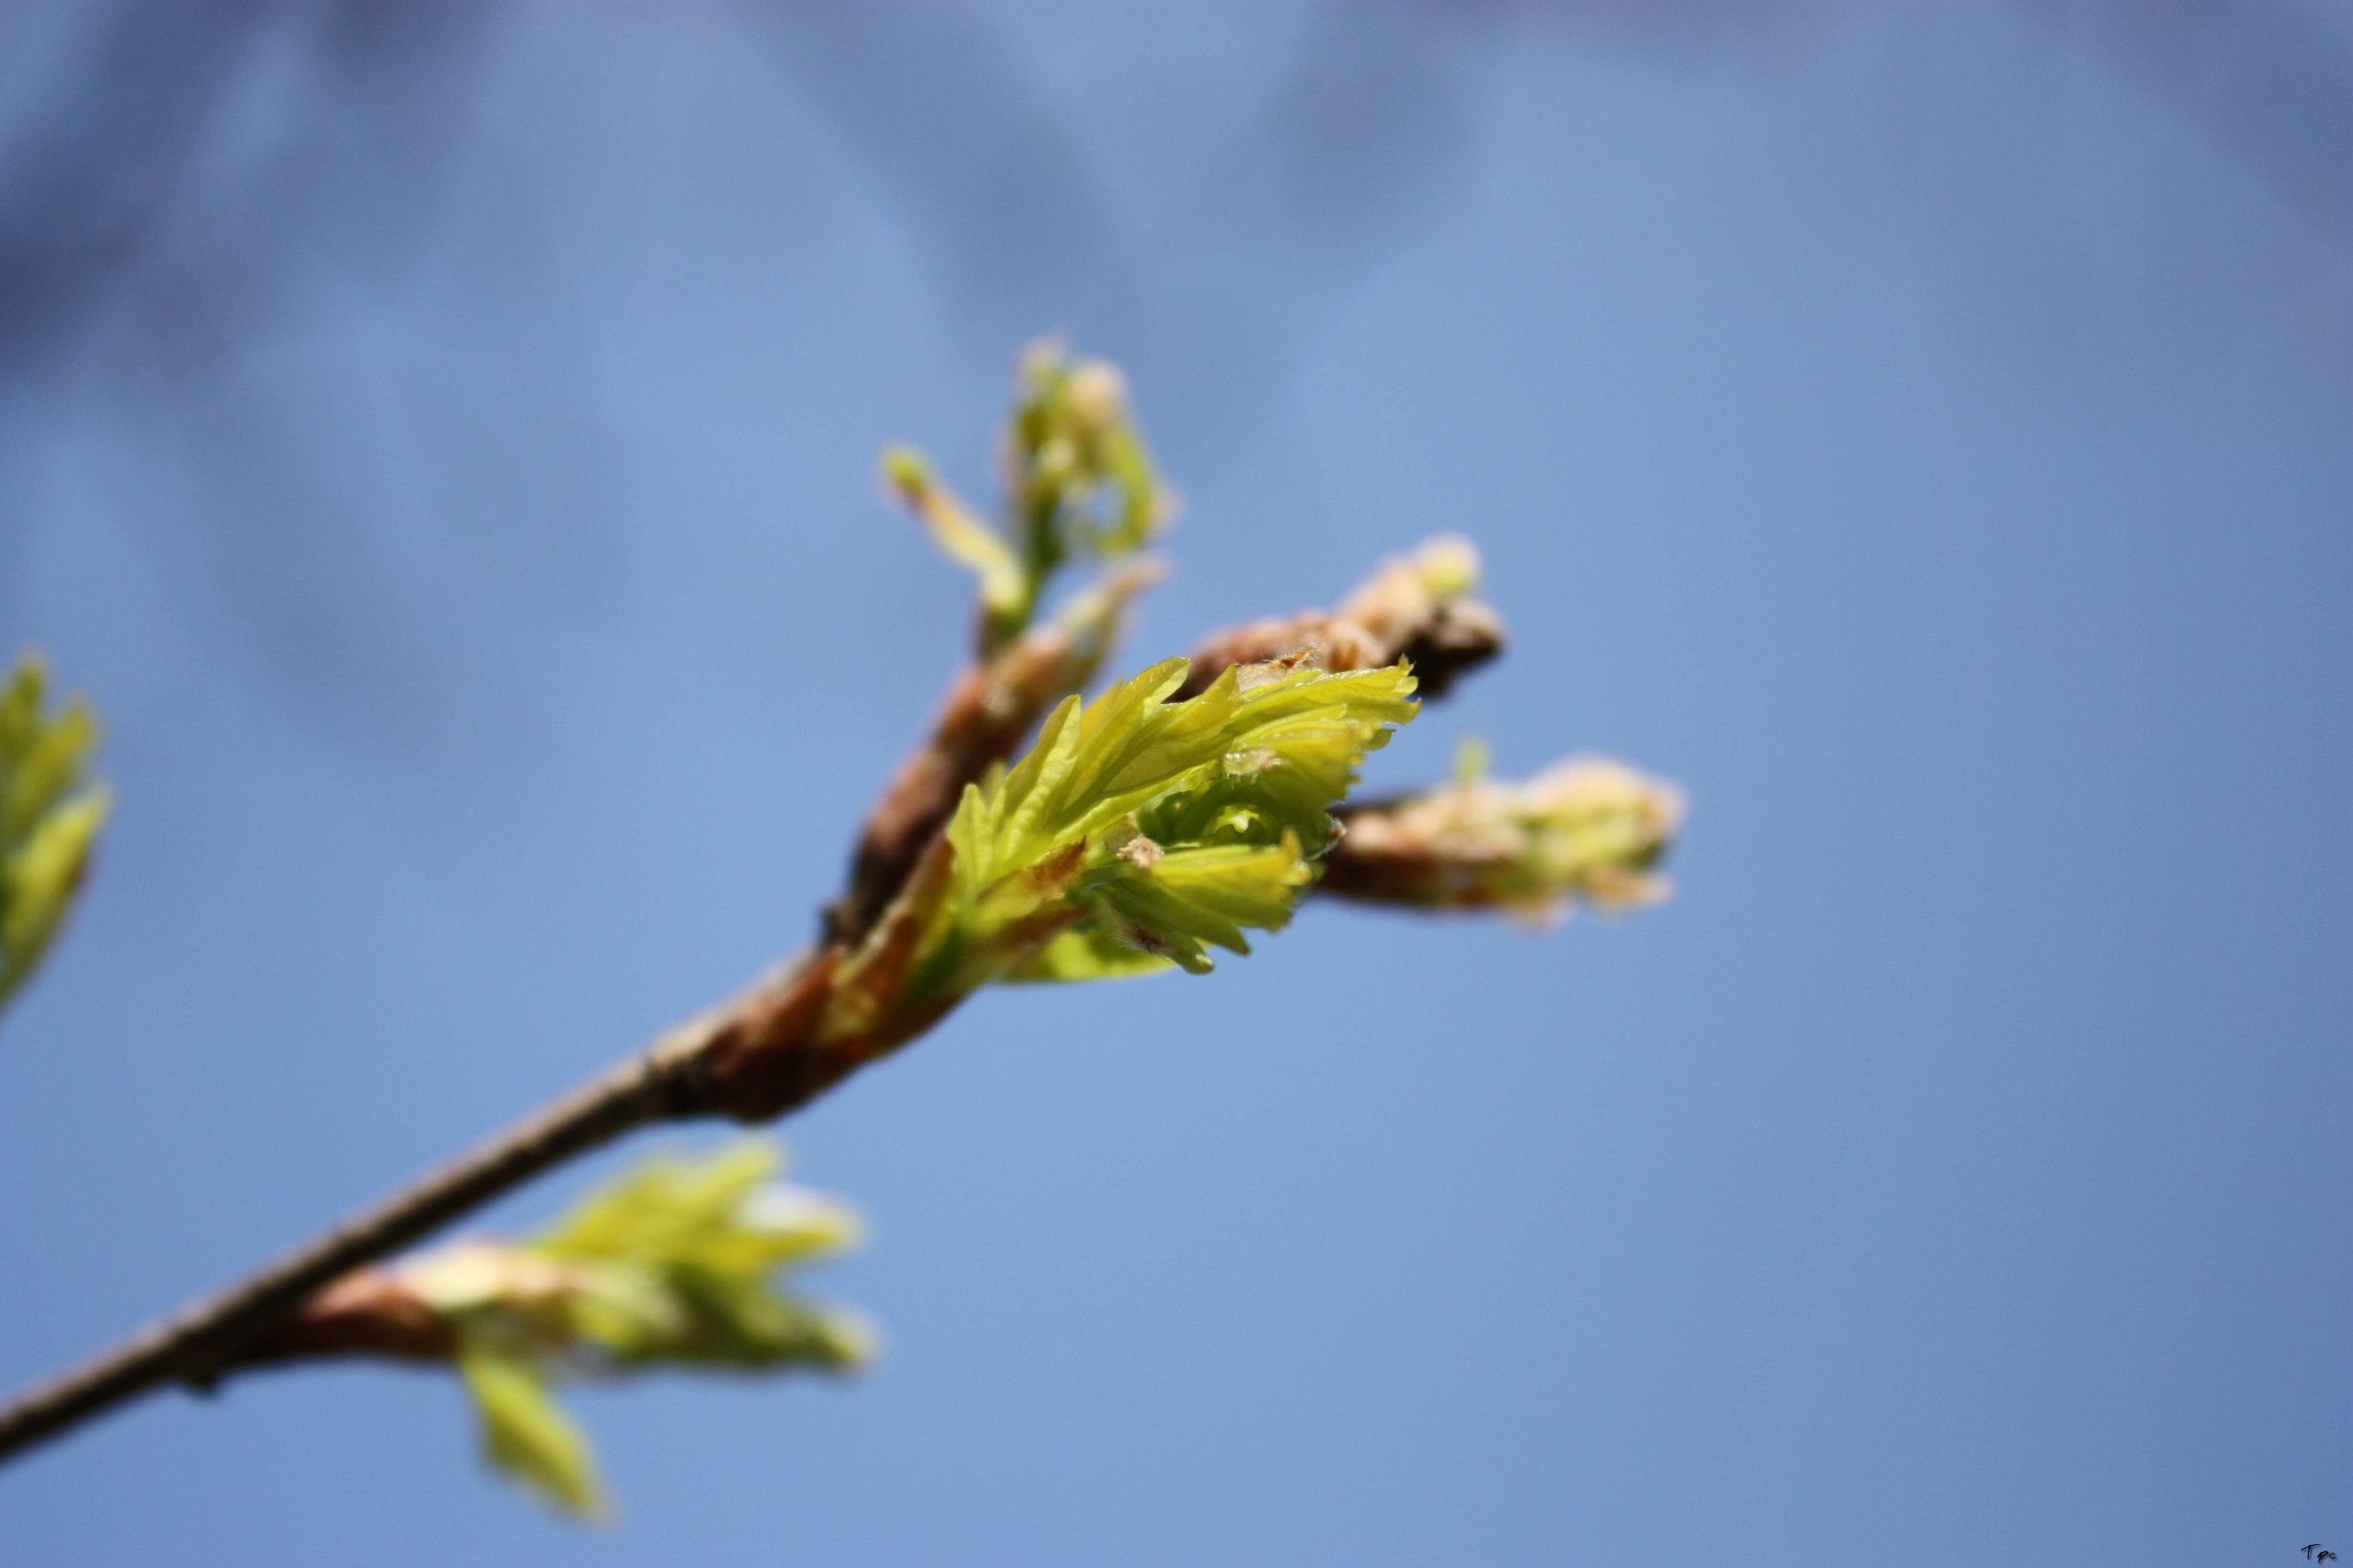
[529,1142,868,1371]
[934,655,1419,984]
[414,1142,867,1518]
[885,339,1167,658]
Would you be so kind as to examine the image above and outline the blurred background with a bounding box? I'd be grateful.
[2,3,2348,1563]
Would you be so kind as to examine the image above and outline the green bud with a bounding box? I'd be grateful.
[1062,361,1128,436]
[1325,752,1684,922]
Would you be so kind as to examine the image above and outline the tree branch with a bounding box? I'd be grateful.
[0,541,1505,1466]
[0,1043,688,1460]
[0,955,845,1464]
[1176,535,1501,702]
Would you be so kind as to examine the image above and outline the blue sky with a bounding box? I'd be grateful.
[1,5,2347,1564]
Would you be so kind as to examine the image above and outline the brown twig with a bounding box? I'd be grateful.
[0,541,1507,1466]
[0,1044,691,1459]
[240,1267,457,1367]
[1177,535,1503,702]
[0,958,841,1462]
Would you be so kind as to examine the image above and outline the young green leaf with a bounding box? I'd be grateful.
[882,446,1028,646]
[459,1349,607,1520]
[0,654,109,1017]
[1079,836,1313,976]
[529,1141,869,1370]
[882,656,1418,1002]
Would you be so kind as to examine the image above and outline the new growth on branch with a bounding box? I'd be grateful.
[0,341,1683,1518]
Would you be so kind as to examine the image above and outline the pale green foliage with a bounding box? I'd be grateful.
[458,1350,605,1520]
[413,1141,869,1518]
[881,445,1027,639]
[1005,341,1163,567]
[0,654,109,1017]
[885,339,1167,657]
[924,656,1419,985]
[530,1141,869,1371]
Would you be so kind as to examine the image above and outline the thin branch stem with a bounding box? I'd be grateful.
[0,1037,691,1462]
[0,939,871,1465]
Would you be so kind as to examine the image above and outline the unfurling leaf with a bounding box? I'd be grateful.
[1079,836,1313,976]
[829,656,1415,1024]
[883,446,1028,645]
[0,654,109,1018]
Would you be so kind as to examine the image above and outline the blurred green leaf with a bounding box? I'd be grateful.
[459,1348,606,1520]
[1008,344,1165,566]
[1328,750,1684,920]
[887,343,1170,658]
[883,446,1028,645]
[0,654,109,1017]
[413,1140,871,1516]
[530,1141,868,1370]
